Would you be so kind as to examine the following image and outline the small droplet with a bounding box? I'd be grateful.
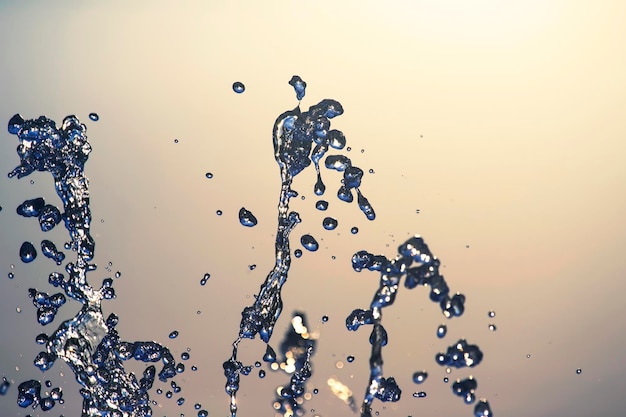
[19,241,37,263]
[576,368,582,374]
[258,370,266,378]
[322,217,338,230]
[239,207,258,227]
[488,310,496,318]
[315,200,329,211]
[177,397,185,406]
[8,272,14,279]
[413,391,427,398]
[321,315,328,323]
[313,388,319,394]
[350,226,359,234]
[200,273,210,286]
[413,371,428,384]
[415,209,421,214]
[360,149,365,153]
[233,81,245,93]
[169,330,179,339]
[205,172,213,179]
[347,355,355,363]
[436,324,447,338]
[526,354,531,358]
[16,307,21,313]
[216,210,222,216]
[300,234,319,251]
[249,264,256,271]
[346,146,351,151]
[368,169,374,174]
[488,324,496,331]
[181,352,190,360]
[88,113,99,121]
[294,249,302,258]
[443,377,449,383]
[174,139,179,143]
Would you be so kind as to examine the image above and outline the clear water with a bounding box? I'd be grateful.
[2,78,493,417]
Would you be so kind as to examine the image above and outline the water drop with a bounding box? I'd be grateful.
[205,172,213,179]
[177,397,185,406]
[488,324,496,331]
[200,273,210,286]
[473,399,492,417]
[249,264,256,270]
[88,113,99,121]
[233,81,245,93]
[413,371,428,384]
[347,355,355,363]
[294,249,302,258]
[288,75,307,101]
[351,227,359,234]
[368,169,374,174]
[216,210,222,216]
[436,324,447,338]
[198,410,208,417]
[239,207,258,227]
[259,370,266,378]
[313,388,319,394]
[413,391,427,398]
[443,377,449,383]
[263,345,277,362]
[526,354,531,358]
[322,217,338,230]
[488,310,495,318]
[300,234,319,251]
[169,330,179,339]
[8,272,14,279]
[576,368,582,374]
[315,200,329,211]
[19,241,37,263]
[174,139,179,143]
[321,315,328,323]
[181,352,190,360]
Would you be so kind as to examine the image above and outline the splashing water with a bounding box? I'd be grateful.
[223,76,377,416]
[7,114,178,417]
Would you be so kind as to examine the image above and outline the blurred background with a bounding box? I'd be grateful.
[1,1,625,416]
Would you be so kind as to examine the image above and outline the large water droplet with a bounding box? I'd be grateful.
[315,200,329,211]
[19,241,37,263]
[300,234,319,251]
[239,207,258,227]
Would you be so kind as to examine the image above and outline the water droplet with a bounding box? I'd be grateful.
[258,370,266,378]
[313,388,319,394]
[216,210,222,216]
[576,368,582,374]
[177,397,185,405]
[443,377,449,383]
[174,139,179,143]
[88,113,99,121]
[488,324,496,331]
[8,272,14,279]
[473,399,492,417]
[368,169,374,174]
[288,75,307,100]
[347,355,355,363]
[239,207,258,227]
[198,410,208,417]
[321,315,328,323]
[181,352,190,360]
[526,354,531,358]
[294,249,302,258]
[488,310,495,318]
[360,149,365,153]
[249,264,256,270]
[233,81,245,93]
[436,324,447,338]
[263,345,277,362]
[169,330,179,339]
[300,234,319,251]
[205,172,213,179]
[16,307,21,313]
[412,371,428,384]
[19,241,37,263]
[413,391,427,398]
[322,217,338,230]
[350,226,359,234]
[315,200,329,211]
[200,273,210,286]
[346,146,351,151]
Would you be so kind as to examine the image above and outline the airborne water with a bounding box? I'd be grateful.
[1,77,492,417]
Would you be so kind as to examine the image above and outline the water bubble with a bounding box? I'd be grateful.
[436,324,447,338]
[233,81,245,93]
[169,330,179,339]
[488,310,495,318]
[488,324,496,331]
[239,207,258,227]
[294,249,302,258]
[300,234,319,251]
[412,371,428,384]
[413,391,427,398]
[200,273,210,286]
[205,172,213,179]
[351,226,359,234]
[88,113,99,121]
[315,200,329,211]
[347,355,355,363]
[19,241,37,263]
[322,217,338,230]
[576,368,582,374]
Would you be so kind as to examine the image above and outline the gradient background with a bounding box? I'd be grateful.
[1,1,625,416]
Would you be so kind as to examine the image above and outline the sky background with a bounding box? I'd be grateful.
[1,1,625,416]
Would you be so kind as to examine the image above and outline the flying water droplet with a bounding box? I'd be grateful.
[200,273,210,286]
[19,241,37,263]
[288,75,307,101]
[169,330,179,339]
[347,355,355,363]
[351,226,359,234]
[300,234,319,251]
[576,368,582,374]
[205,172,213,179]
[315,200,329,211]
[322,315,329,323]
[473,399,492,417]
[233,81,245,93]
[322,217,338,230]
[437,324,447,338]
[488,310,495,318]
[239,207,258,227]
[294,249,303,258]
[88,113,99,121]
[488,324,496,331]
[412,371,428,384]
[413,391,427,398]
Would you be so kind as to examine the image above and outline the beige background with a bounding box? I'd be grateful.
[1,1,625,416]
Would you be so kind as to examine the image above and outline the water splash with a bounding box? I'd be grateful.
[223,77,376,416]
[7,114,178,416]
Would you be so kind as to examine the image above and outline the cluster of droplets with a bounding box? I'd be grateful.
[6,114,178,416]
[347,235,492,417]
[223,77,377,416]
